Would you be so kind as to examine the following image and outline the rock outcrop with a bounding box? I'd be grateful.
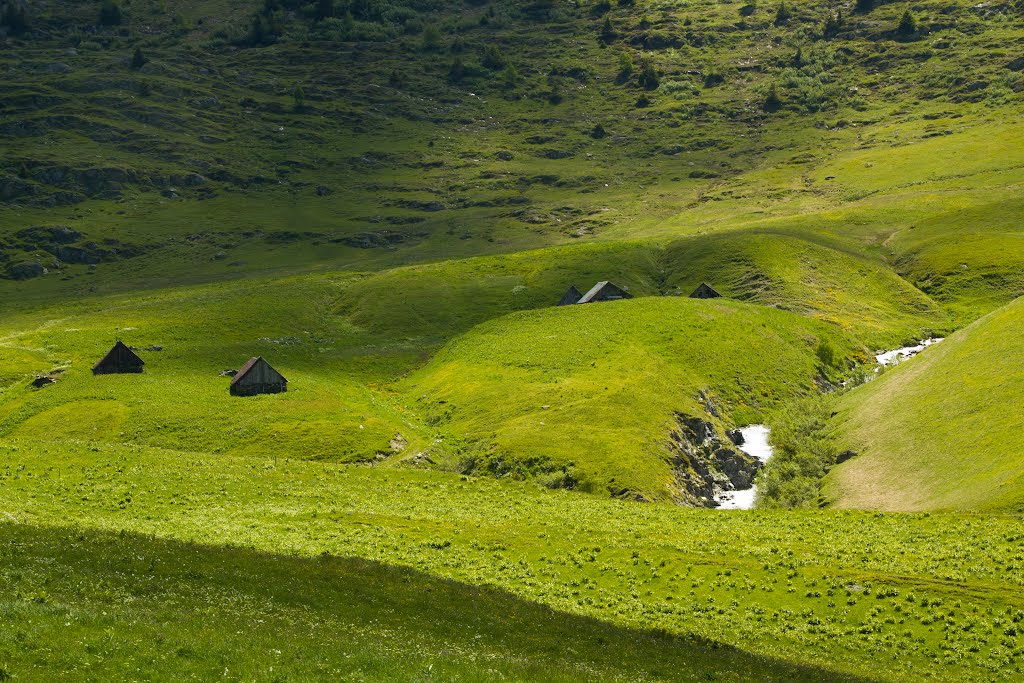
[668,413,761,507]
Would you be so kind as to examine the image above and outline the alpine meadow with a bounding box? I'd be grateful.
[1,0,1024,680]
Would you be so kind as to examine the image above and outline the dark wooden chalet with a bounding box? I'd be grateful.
[577,281,632,304]
[557,285,583,306]
[230,356,288,396]
[689,282,722,299]
[92,341,144,375]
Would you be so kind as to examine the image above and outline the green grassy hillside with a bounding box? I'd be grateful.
[0,273,431,462]
[0,231,946,502]
[826,296,1024,511]
[3,0,1024,679]
[2,0,1024,320]
[4,442,1024,682]
[403,296,860,500]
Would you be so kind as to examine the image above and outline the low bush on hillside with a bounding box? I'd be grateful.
[757,395,838,508]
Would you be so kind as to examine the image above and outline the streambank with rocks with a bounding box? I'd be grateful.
[668,413,761,507]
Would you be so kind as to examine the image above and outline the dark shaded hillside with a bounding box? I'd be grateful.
[2,0,1023,301]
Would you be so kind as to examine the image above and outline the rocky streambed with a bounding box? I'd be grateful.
[668,414,764,507]
[714,425,773,510]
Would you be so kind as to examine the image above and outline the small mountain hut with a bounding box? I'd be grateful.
[577,281,633,304]
[92,341,144,375]
[229,356,288,396]
[557,285,583,306]
[689,283,722,299]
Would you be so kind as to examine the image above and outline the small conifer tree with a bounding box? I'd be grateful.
[897,9,919,36]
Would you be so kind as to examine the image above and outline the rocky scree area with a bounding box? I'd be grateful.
[1,225,147,280]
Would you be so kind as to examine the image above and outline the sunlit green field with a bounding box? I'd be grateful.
[4,442,1024,682]
[3,0,1024,679]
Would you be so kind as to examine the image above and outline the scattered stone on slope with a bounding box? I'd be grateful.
[339,231,406,249]
[836,449,858,464]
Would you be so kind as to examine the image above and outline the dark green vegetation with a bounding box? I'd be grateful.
[3,0,1024,679]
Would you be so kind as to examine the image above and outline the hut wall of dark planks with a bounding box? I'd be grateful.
[92,341,145,375]
[229,356,288,396]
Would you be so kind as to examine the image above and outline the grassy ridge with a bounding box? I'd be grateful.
[402,296,861,500]
[0,230,949,499]
[3,441,1024,681]
[827,296,1024,512]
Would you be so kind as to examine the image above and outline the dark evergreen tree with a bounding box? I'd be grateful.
[1,2,29,35]
[99,0,123,26]
[822,9,842,38]
[774,1,791,25]
[480,44,506,70]
[448,57,466,83]
[316,0,333,20]
[638,57,659,90]
[131,46,147,70]
[600,15,615,40]
[854,0,875,13]
[897,9,919,35]
[764,82,782,111]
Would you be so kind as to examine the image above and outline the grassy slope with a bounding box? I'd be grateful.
[3,525,858,683]
[1,0,1024,678]
[0,231,946,501]
[826,296,1024,512]
[402,296,860,500]
[3,443,1024,682]
[0,273,433,462]
[1,0,1023,323]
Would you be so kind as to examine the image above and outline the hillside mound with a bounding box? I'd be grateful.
[826,296,1024,511]
[402,296,858,502]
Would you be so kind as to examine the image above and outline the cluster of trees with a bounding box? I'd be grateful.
[243,0,447,45]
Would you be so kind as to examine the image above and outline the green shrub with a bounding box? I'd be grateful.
[757,395,838,508]
[480,44,506,70]
[421,24,441,50]
[815,338,838,368]
[638,57,659,90]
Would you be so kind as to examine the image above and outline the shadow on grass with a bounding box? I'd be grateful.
[0,523,881,682]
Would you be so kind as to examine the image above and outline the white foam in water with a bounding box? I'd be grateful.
[715,425,773,510]
[875,338,943,366]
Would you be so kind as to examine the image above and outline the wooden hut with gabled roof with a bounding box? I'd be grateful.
[689,282,722,299]
[92,340,144,375]
[577,281,632,304]
[557,285,583,306]
[229,356,287,396]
